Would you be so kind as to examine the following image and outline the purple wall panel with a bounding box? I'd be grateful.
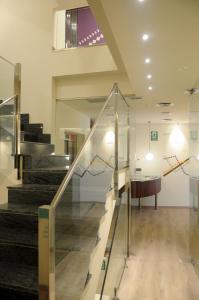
[77,7,105,47]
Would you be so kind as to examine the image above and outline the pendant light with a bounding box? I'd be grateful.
[145,121,154,161]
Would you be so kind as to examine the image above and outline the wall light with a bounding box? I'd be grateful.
[105,130,115,144]
[145,152,154,161]
[169,125,185,148]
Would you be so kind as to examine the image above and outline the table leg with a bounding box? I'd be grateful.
[139,198,141,209]
[155,194,157,210]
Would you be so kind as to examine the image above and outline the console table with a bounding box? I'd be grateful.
[131,176,161,209]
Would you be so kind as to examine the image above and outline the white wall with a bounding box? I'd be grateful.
[131,123,190,207]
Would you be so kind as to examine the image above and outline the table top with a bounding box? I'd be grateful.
[131,176,161,182]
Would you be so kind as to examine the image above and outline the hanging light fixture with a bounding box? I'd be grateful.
[145,121,154,161]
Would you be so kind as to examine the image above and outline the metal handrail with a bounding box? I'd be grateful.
[0,95,17,108]
[50,82,128,209]
[0,56,15,67]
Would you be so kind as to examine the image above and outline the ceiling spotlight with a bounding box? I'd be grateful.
[147,74,152,79]
[142,34,149,41]
[148,86,153,90]
[145,58,151,64]
[138,0,145,2]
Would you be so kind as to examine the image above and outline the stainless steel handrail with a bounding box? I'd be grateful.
[50,82,128,209]
[0,95,17,108]
[0,56,15,67]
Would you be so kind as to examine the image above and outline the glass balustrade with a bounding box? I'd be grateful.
[0,57,21,200]
[38,84,131,300]
[189,92,199,275]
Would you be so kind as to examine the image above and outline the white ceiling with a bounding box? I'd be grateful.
[88,0,199,123]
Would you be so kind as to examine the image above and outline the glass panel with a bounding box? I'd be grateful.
[0,57,15,100]
[0,98,16,200]
[189,92,199,274]
[77,7,105,48]
[117,93,129,169]
[55,98,106,162]
[54,95,116,300]
[98,189,128,299]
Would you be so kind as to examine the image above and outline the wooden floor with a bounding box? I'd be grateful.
[118,207,199,300]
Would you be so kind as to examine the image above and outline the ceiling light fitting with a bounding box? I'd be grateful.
[142,34,149,41]
[145,58,151,64]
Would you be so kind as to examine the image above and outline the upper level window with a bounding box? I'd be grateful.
[54,6,105,50]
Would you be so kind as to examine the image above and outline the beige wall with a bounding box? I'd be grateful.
[56,72,132,99]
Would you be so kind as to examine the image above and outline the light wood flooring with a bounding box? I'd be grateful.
[118,207,199,300]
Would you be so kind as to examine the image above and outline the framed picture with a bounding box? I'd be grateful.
[151,130,158,141]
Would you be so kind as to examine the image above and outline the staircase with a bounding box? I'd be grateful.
[0,111,70,299]
[0,109,107,299]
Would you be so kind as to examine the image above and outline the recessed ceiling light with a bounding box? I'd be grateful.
[138,0,145,2]
[147,74,152,79]
[162,118,172,122]
[145,58,151,64]
[161,111,172,115]
[148,86,153,90]
[142,34,149,41]
[156,102,174,107]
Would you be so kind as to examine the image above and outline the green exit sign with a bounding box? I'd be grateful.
[151,131,158,141]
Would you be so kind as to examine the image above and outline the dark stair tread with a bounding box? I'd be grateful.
[20,141,53,146]
[23,168,68,173]
[0,202,38,215]
[0,261,38,294]
[8,184,59,191]
[0,228,37,248]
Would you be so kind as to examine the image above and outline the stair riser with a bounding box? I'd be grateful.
[21,124,43,134]
[0,288,38,300]
[8,189,58,205]
[21,133,51,144]
[22,156,71,169]
[20,114,30,126]
[20,143,55,156]
[23,171,67,185]
[0,243,37,266]
[0,212,37,231]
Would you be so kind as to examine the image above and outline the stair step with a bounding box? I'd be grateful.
[21,123,43,134]
[0,203,38,247]
[22,155,71,169]
[0,261,38,299]
[20,142,55,156]
[0,242,37,266]
[23,169,67,185]
[20,114,29,126]
[8,184,61,206]
[21,132,51,144]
